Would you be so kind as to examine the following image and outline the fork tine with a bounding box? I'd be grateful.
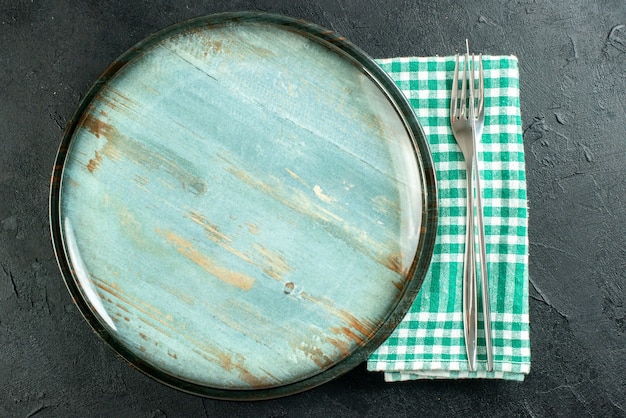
[466,41,474,120]
[478,54,484,116]
[451,54,459,120]
[469,53,476,119]
[460,53,467,118]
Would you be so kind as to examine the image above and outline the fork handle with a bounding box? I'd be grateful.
[463,161,478,372]
[473,153,493,372]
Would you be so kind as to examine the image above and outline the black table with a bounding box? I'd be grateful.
[2,1,625,416]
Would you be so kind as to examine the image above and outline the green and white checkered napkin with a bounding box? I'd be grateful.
[368,56,530,381]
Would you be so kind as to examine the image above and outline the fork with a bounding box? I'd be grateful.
[450,40,492,372]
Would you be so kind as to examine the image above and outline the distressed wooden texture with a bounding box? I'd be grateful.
[59,21,424,389]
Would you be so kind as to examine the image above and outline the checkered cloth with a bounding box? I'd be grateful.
[367,56,530,381]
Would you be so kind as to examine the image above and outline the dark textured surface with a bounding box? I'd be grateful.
[1,0,625,416]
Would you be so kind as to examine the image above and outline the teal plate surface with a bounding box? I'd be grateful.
[50,12,437,399]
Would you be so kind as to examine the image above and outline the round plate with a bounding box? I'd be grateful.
[49,12,437,400]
